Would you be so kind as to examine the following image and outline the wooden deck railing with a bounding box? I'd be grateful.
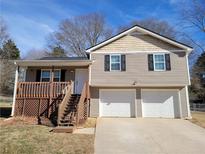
[14,81,73,117]
[76,81,90,127]
[16,82,69,98]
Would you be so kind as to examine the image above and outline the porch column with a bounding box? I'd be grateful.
[11,64,19,116]
[48,66,54,117]
[51,66,54,82]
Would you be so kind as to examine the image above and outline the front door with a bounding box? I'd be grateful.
[75,69,88,94]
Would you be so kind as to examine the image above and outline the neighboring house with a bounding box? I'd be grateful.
[11,25,193,128]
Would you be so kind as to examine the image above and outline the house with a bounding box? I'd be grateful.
[11,25,193,128]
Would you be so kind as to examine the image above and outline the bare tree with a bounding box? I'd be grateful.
[180,0,205,33]
[118,18,177,39]
[48,13,113,56]
[45,45,67,57]
[24,48,47,60]
[175,0,205,103]
[178,0,205,53]
[0,17,9,48]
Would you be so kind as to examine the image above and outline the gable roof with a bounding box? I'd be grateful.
[86,24,193,53]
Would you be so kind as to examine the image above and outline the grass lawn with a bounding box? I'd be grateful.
[190,111,205,128]
[0,118,95,154]
[83,118,97,128]
[0,95,13,108]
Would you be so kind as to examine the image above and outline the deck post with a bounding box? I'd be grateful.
[48,66,54,117]
[11,64,19,116]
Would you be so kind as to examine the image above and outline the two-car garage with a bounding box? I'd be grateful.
[99,89,180,118]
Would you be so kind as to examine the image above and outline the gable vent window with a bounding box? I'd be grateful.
[104,54,126,72]
[148,53,171,71]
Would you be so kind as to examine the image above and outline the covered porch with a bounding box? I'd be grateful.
[11,58,92,128]
[14,58,92,94]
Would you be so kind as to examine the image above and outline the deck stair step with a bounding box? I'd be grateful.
[57,94,81,128]
[51,126,75,133]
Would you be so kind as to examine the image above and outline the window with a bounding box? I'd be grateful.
[41,70,51,82]
[40,69,61,82]
[153,54,165,71]
[110,54,121,71]
[54,70,61,82]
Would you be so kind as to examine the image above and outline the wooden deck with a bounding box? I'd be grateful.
[14,81,72,117]
[13,81,90,132]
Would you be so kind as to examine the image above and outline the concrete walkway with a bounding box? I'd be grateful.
[95,118,205,154]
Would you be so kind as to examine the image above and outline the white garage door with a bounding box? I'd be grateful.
[100,89,136,117]
[142,89,179,118]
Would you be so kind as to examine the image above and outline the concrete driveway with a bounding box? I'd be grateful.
[95,118,205,154]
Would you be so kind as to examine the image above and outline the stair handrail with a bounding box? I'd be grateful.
[57,81,74,125]
[75,81,90,127]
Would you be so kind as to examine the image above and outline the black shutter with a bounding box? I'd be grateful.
[86,53,90,59]
[104,55,110,71]
[165,54,171,71]
[148,54,154,71]
[121,55,126,71]
[36,70,41,81]
[61,70,66,81]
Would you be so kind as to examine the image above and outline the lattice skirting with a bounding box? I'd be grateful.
[14,98,62,117]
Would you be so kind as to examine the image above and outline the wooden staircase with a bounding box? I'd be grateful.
[51,81,90,133]
[58,94,80,127]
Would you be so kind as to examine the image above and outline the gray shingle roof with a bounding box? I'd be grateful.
[38,57,88,60]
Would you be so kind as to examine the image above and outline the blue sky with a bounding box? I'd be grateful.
[0,0,203,57]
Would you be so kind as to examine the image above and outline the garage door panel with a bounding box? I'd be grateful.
[142,90,179,118]
[100,90,135,117]
[101,102,131,117]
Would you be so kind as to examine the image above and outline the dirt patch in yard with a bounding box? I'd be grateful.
[0,117,38,126]
[189,112,205,128]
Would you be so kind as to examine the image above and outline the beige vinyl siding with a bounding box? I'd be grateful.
[90,34,189,86]
[136,88,142,117]
[93,35,181,52]
[179,87,189,117]
[26,68,36,82]
[90,52,189,86]
[90,87,100,117]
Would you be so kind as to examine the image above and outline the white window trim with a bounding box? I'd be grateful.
[53,69,61,82]
[110,54,121,71]
[153,53,166,71]
[40,69,61,82]
[40,69,51,82]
